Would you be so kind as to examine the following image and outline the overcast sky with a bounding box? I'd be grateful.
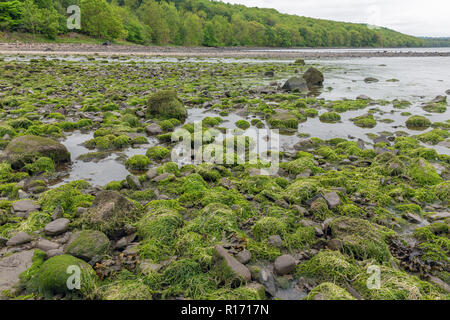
[224,0,450,37]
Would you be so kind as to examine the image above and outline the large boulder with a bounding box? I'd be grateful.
[146,90,187,120]
[282,77,308,92]
[65,230,110,262]
[0,250,35,298]
[78,190,141,238]
[303,67,324,87]
[1,135,70,168]
[26,254,97,298]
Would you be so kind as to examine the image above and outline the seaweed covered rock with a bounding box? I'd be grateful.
[102,280,152,300]
[78,190,141,238]
[65,230,110,262]
[303,67,324,87]
[1,135,70,168]
[268,111,299,129]
[329,217,394,263]
[146,90,187,120]
[25,254,97,298]
[305,282,356,300]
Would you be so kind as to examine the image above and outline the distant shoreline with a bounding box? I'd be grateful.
[1,42,449,59]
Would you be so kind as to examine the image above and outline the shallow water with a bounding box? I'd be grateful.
[39,50,448,186]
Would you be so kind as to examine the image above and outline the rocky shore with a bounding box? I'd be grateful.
[0,53,448,301]
[1,42,449,58]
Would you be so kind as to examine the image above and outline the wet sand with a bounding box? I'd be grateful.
[1,42,449,58]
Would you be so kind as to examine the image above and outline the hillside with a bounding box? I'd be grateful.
[0,0,430,47]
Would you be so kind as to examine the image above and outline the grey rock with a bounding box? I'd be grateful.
[18,190,29,199]
[268,235,283,248]
[323,192,341,209]
[293,138,314,150]
[12,199,41,217]
[327,239,343,251]
[431,95,446,103]
[213,245,251,283]
[403,212,428,225]
[36,238,60,251]
[46,248,64,258]
[152,173,172,182]
[44,218,70,236]
[357,95,371,100]
[146,168,157,180]
[429,276,450,293]
[364,77,379,83]
[126,174,142,190]
[274,254,296,275]
[258,268,277,296]
[429,212,450,221]
[145,123,162,135]
[236,250,251,264]
[6,232,31,246]
[0,250,35,297]
[65,230,110,261]
[445,89,450,95]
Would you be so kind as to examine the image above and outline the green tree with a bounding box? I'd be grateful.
[80,0,126,40]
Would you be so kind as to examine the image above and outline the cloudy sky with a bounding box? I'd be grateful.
[224,0,449,37]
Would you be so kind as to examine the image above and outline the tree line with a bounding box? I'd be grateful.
[0,0,441,47]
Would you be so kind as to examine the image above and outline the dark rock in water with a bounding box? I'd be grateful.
[357,95,371,100]
[303,67,324,87]
[102,41,111,46]
[6,231,31,246]
[364,77,379,83]
[264,71,275,77]
[282,77,308,92]
[1,135,70,169]
[445,89,450,95]
[274,254,296,275]
[44,218,70,236]
[213,245,251,284]
[430,95,446,103]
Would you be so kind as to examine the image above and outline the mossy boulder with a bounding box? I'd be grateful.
[305,282,356,300]
[102,280,152,300]
[146,90,187,120]
[146,146,170,161]
[405,116,431,129]
[319,112,341,123]
[26,254,97,298]
[1,135,70,168]
[296,250,360,283]
[303,67,324,87]
[284,179,318,204]
[408,158,442,186]
[268,111,299,129]
[78,190,142,238]
[329,217,394,263]
[65,230,110,262]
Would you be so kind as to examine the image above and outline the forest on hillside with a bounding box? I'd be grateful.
[0,0,440,47]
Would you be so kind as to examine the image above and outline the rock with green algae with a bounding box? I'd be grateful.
[0,135,70,168]
[268,111,299,129]
[146,90,187,120]
[64,230,110,262]
[329,216,395,263]
[204,283,265,300]
[284,179,319,204]
[405,115,431,129]
[353,265,446,300]
[305,282,356,300]
[102,280,152,300]
[213,245,251,286]
[24,254,97,298]
[408,157,443,186]
[77,190,142,238]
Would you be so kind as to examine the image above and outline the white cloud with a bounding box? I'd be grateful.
[224,0,450,37]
